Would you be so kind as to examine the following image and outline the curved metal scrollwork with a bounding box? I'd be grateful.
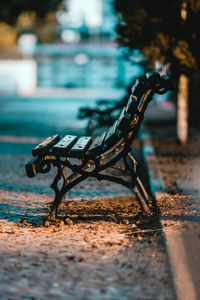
[39,160,52,174]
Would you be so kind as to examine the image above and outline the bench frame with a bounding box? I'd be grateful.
[26,72,173,220]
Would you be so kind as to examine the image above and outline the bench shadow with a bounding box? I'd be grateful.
[0,194,159,234]
[0,201,49,225]
[59,200,161,238]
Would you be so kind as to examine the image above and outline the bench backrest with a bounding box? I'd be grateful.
[31,72,174,159]
[98,71,173,154]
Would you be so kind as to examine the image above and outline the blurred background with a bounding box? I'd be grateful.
[0,0,177,141]
[0,0,144,94]
[3,0,199,142]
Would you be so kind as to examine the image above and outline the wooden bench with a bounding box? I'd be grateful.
[25,72,174,220]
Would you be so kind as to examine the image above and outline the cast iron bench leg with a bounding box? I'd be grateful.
[47,163,67,220]
[48,191,64,220]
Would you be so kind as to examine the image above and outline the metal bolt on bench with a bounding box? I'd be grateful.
[25,72,174,220]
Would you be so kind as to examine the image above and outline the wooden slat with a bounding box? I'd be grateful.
[51,135,78,156]
[69,136,92,157]
[88,132,107,155]
[117,107,130,131]
[104,121,121,148]
[131,77,146,98]
[125,95,138,115]
[32,134,60,156]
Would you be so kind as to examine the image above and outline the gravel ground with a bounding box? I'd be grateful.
[0,138,176,299]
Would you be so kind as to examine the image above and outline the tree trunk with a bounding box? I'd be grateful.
[177,74,189,144]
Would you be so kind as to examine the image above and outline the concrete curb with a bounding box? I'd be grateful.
[141,134,198,300]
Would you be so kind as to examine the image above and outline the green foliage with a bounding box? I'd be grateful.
[0,0,63,25]
[114,0,200,82]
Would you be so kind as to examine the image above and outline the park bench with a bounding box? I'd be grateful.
[25,72,174,220]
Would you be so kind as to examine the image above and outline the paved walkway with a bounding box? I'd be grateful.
[142,125,200,300]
